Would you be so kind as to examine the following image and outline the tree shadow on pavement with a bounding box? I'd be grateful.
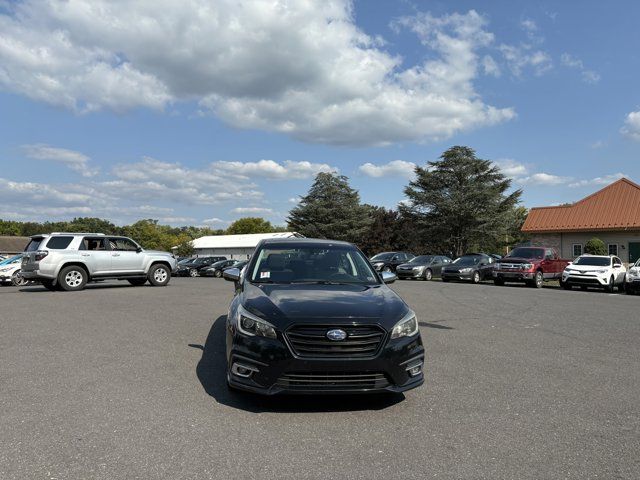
[192,315,405,413]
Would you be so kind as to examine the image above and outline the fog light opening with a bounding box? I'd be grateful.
[231,363,259,378]
[406,361,423,377]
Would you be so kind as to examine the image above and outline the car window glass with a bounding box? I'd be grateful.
[80,238,106,251]
[24,238,43,252]
[109,238,138,251]
[46,236,74,249]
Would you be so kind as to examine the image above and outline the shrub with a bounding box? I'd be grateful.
[584,237,606,255]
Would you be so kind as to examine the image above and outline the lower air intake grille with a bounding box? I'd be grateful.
[276,372,389,391]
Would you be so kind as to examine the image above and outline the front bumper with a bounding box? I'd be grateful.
[493,271,535,282]
[226,327,425,395]
[441,271,474,281]
[562,273,609,287]
[626,279,640,292]
[396,269,424,279]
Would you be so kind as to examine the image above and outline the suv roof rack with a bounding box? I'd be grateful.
[49,232,106,235]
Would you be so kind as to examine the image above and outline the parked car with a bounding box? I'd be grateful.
[625,258,640,295]
[201,259,240,277]
[369,251,415,273]
[175,256,226,277]
[493,246,571,288]
[396,255,452,281]
[221,238,424,395]
[561,255,626,292]
[227,260,248,272]
[0,254,29,286]
[441,253,495,283]
[21,233,177,291]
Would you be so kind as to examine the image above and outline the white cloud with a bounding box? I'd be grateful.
[499,44,552,77]
[519,173,570,186]
[568,173,627,188]
[495,159,528,178]
[231,207,273,214]
[22,144,98,177]
[212,160,336,180]
[590,140,605,149]
[560,53,600,84]
[0,2,514,147]
[358,160,416,179]
[621,111,640,140]
[201,217,228,226]
[481,55,501,77]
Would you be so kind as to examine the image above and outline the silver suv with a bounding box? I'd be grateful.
[21,233,177,291]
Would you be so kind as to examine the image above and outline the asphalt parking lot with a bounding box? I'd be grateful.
[1,277,639,479]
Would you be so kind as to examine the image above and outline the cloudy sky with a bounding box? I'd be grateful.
[0,0,638,227]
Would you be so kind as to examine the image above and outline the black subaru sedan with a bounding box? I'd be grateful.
[222,238,424,395]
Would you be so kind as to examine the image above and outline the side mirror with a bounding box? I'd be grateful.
[381,271,397,284]
[223,267,241,283]
[136,247,143,253]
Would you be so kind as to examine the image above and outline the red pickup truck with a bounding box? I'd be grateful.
[493,246,572,288]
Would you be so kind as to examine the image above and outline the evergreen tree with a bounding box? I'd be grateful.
[287,172,371,243]
[400,146,522,257]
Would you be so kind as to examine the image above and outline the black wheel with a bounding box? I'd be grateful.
[189,268,198,277]
[605,276,615,293]
[11,270,29,287]
[494,278,505,286]
[472,271,481,284]
[214,269,223,278]
[533,271,544,288]
[148,264,171,286]
[424,269,433,281]
[128,278,147,286]
[41,280,57,291]
[57,266,88,291]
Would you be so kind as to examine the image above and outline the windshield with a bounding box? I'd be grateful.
[452,255,482,266]
[506,247,544,259]
[574,256,611,266]
[370,252,394,261]
[0,255,22,266]
[409,255,434,264]
[250,245,379,284]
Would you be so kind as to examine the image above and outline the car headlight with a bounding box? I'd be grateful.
[521,263,534,270]
[236,305,277,339]
[495,263,502,269]
[373,262,384,268]
[0,267,12,272]
[628,269,639,278]
[459,267,473,273]
[391,311,419,339]
[595,269,607,274]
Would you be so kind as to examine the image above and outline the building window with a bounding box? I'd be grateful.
[572,244,583,257]
[608,244,618,256]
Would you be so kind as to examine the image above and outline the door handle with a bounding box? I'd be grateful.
[112,253,121,257]
[80,253,90,257]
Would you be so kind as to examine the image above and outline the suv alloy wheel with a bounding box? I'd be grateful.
[148,264,170,286]
[58,266,88,291]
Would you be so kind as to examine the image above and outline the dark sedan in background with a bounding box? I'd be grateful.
[441,253,496,284]
[369,251,415,273]
[175,256,226,277]
[201,259,240,277]
[396,255,453,280]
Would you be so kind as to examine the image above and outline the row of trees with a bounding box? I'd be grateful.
[288,146,529,256]
[0,217,285,255]
[1,147,530,257]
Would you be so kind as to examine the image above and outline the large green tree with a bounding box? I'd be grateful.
[226,217,274,235]
[287,172,371,243]
[400,146,522,257]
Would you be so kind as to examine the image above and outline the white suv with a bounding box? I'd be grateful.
[625,259,640,295]
[21,233,177,291]
[561,255,626,292]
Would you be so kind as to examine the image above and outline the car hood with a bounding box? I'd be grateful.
[397,263,425,268]
[567,264,611,272]
[499,257,539,264]
[240,282,408,330]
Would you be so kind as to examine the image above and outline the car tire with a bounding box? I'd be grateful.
[472,271,481,284]
[424,269,433,281]
[11,270,29,287]
[127,278,147,286]
[533,271,544,288]
[494,278,505,286]
[148,264,171,286]
[57,266,88,291]
[41,279,57,291]
[215,270,222,278]
[189,268,198,278]
[605,276,615,293]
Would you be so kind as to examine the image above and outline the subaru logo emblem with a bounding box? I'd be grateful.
[326,329,347,341]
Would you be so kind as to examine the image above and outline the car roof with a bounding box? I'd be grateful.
[259,237,354,247]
